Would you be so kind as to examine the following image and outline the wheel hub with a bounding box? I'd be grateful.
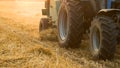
[59,10,68,41]
[92,27,100,52]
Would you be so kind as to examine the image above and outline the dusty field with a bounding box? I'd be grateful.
[0,1,120,68]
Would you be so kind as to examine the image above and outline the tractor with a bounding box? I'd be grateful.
[39,0,120,60]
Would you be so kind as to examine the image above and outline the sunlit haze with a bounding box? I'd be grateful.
[0,0,45,24]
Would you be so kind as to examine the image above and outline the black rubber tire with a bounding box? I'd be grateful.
[39,18,49,32]
[90,16,117,60]
[58,0,84,48]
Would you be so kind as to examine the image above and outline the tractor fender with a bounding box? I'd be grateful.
[97,9,120,16]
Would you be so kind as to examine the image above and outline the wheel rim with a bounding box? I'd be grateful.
[59,9,68,41]
[92,27,100,52]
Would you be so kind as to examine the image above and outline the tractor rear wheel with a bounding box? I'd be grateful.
[58,0,84,48]
[90,16,117,60]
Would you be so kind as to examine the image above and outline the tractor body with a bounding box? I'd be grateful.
[42,0,60,22]
[40,0,120,60]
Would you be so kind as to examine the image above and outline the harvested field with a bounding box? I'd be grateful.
[0,1,120,68]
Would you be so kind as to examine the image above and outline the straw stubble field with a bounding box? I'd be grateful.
[0,1,120,68]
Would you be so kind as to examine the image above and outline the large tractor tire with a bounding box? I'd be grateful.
[58,0,84,48]
[90,16,117,60]
[39,18,49,32]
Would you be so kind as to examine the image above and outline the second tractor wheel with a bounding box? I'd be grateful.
[39,18,49,32]
[58,0,84,48]
[90,16,117,60]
